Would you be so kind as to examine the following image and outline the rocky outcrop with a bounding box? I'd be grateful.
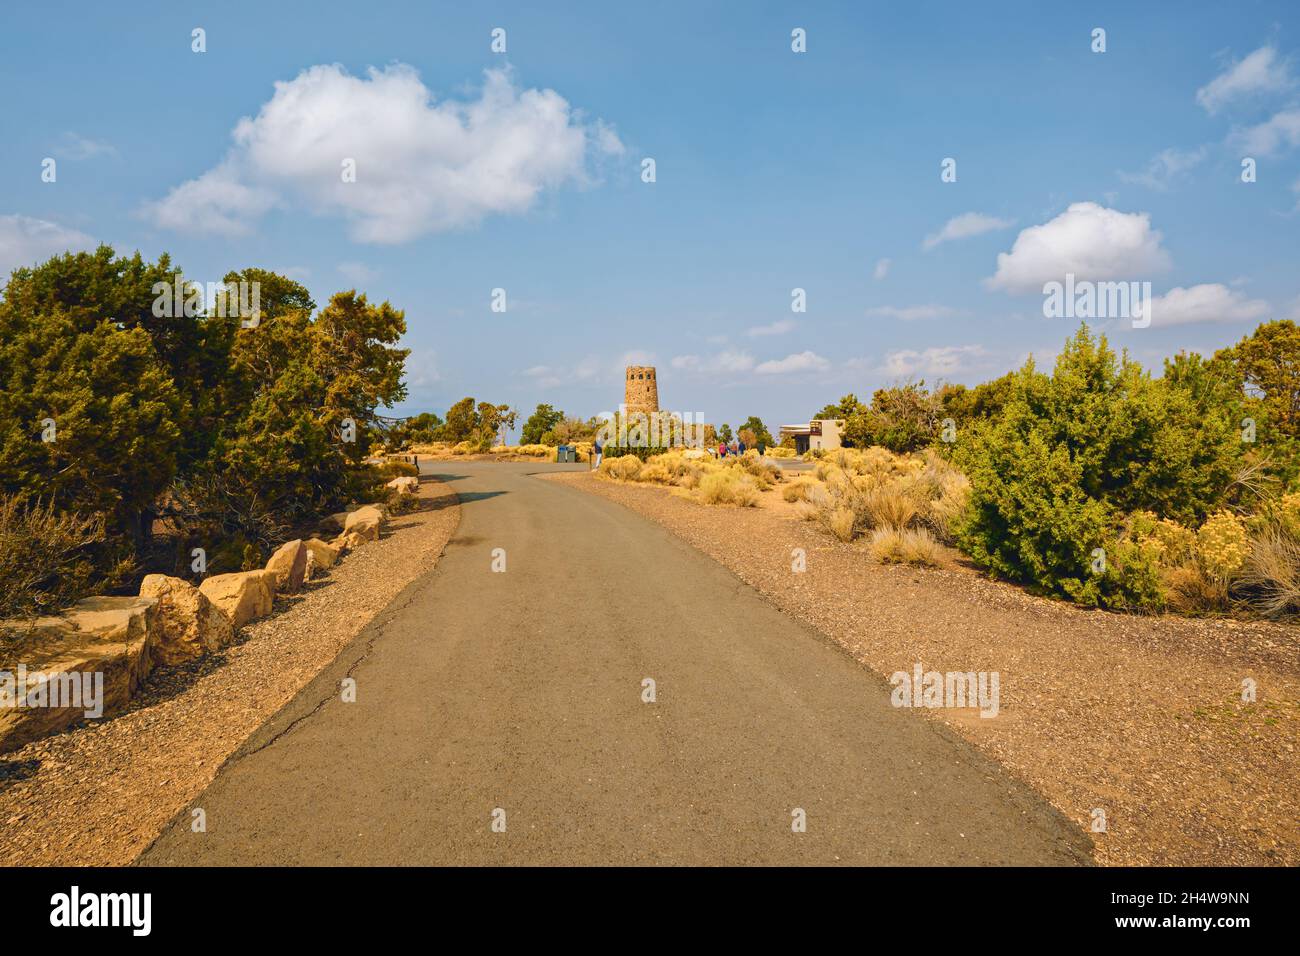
[265,539,308,594]
[199,570,274,629]
[0,596,157,753]
[139,575,234,666]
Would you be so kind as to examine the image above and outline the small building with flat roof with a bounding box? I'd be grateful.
[778,419,844,455]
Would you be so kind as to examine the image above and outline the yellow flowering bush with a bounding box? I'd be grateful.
[1195,511,1249,581]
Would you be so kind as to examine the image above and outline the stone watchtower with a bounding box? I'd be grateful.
[624,366,659,415]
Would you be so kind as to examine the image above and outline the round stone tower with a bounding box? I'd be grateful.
[624,365,660,415]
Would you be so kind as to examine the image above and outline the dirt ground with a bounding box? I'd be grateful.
[0,479,459,866]
[550,471,1300,867]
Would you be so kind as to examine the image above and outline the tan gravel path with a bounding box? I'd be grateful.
[549,470,1300,866]
[0,478,458,866]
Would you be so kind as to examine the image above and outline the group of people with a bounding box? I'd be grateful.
[588,434,767,468]
[716,437,765,458]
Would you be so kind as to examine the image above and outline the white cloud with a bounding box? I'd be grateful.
[404,348,440,387]
[881,345,987,379]
[1231,108,1300,156]
[866,304,960,322]
[53,132,117,161]
[1118,146,1207,190]
[1196,46,1293,114]
[0,214,96,278]
[745,319,795,337]
[754,351,830,375]
[672,350,755,373]
[873,257,891,280]
[922,212,1014,250]
[143,163,278,238]
[1146,283,1271,327]
[986,202,1171,295]
[338,261,379,284]
[525,352,641,390]
[143,65,621,243]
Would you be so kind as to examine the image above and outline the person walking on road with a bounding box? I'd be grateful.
[593,436,604,469]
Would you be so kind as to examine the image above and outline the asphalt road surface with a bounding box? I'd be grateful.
[139,461,1089,866]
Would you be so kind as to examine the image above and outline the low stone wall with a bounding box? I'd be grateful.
[0,501,395,753]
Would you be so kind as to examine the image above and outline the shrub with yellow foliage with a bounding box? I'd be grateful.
[593,448,776,507]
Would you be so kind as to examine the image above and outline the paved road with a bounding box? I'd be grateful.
[140,461,1089,866]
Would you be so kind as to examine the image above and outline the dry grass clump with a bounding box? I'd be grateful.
[722,454,781,489]
[798,446,968,556]
[867,527,943,567]
[800,472,871,542]
[492,443,554,458]
[1233,522,1300,618]
[0,496,107,623]
[594,448,774,507]
[597,455,644,481]
[783,476,818,503]
[862,484,917,531]
[765,446,796,459]
[695,469,762,507]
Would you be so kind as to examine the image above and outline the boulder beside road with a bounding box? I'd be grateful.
[0,596,158,753]
[386,476,419,495]
[265,539,308,593]
[139,574,234,665]
[199,570,274,629]
[343,505,384,543]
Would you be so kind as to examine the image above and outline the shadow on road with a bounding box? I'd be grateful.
[452,490,507,504]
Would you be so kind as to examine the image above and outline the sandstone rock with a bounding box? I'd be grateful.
[265,539,308,594]
[199,570,273,629]
[304,538,339,571]
[332,531,364,553]
[250,568,278,600]
[0,596,157,753]
[386,476,419,495]
[304,549,318,581]
[139,574,233,665]
[344,505,384,543]
[320,511,351,533]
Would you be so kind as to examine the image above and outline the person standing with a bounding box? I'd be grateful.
[593,436,604,468]
[737,438,747,457]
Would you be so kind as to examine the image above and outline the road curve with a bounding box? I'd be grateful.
[139,461,1090,866]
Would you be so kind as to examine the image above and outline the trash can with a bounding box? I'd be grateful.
[556,445,576,463]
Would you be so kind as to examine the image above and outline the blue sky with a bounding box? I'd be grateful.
[3,1,1299,435]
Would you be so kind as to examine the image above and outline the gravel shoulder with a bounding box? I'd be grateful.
[0,478,459,867]
[548,471,1300,866]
